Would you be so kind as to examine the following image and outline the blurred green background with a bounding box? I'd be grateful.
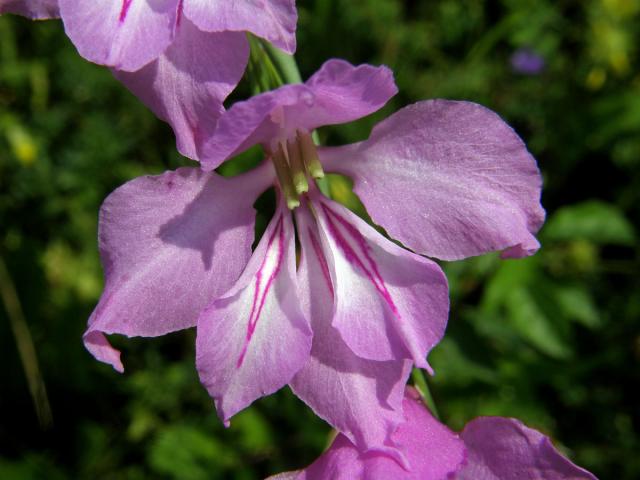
[1,0,639,478]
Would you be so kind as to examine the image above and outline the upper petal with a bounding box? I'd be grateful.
[0,0,59,19]
[313,194,449,369]
[196,201,312,423]
[59,0,179,71]
[84,164,273,372]
[290,204,412,453]
[199,59,397,170]
[456,417,598,480]
[183,0,297,54]
[320,100,545,261]
[114,21,249,160]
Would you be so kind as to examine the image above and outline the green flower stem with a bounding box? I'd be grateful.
[247,35,280,94]
[411,367,440,420]
[262,40,302,85]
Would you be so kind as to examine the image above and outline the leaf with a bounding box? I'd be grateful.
[543,201,635,245]
[480,257,573,359]
[506,287,573,359]
[429,337,499,387]
[149,424,239,480]
[554,285,601,328]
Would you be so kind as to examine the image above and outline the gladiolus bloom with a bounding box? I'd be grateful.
[58,0,297,159]
[2,0,298,160]
[85,59,544,451]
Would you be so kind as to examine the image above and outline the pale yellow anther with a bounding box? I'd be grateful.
[286,139,309,195]
[298,131,325,179]
[271,145,300,210]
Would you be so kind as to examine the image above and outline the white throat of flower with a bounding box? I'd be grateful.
[268,130,324,209]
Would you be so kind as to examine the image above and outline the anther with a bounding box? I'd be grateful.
[271,145,300,209]
[298,131,325,179]
[286,139,309,195]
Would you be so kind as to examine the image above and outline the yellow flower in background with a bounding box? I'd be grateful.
[5,123,37,166]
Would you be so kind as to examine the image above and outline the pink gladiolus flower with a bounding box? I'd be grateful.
[57,0,297,159]
[85,59,544,451]
[270,388,598,480]
[2,0,297,160]
[59,0,296,72]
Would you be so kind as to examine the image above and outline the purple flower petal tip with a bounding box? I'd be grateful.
[83,330,124,373]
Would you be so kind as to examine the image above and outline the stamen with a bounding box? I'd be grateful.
[286,139,309,195]
[271,145,300,209]
[298,131,325,179]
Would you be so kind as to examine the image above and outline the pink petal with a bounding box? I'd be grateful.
[312,194,449,369]
[290,205,411,452]
[199,59,397,170]
[270,387,466,480]
[114,21,249,160]
[268,436,366,480]
[59,0,179,71]
[0,0,58,19]
[196,202,312,424]
[84,164,273,371]
[456,417,598,480]
[321,100,545,261]
[364,388,466,479]
[184,0,297,54]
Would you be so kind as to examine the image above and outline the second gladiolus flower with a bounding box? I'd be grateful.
[270,388,597,480]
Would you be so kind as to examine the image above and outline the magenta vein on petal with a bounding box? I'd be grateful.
[308,227,334,298]
[176,0,184,27]
[119,0,133,23]
[236,215,285,368]
[320,203,399,316]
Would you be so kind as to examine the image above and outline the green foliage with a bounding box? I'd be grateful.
[544,200,636,245]
[1,1,639,479]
